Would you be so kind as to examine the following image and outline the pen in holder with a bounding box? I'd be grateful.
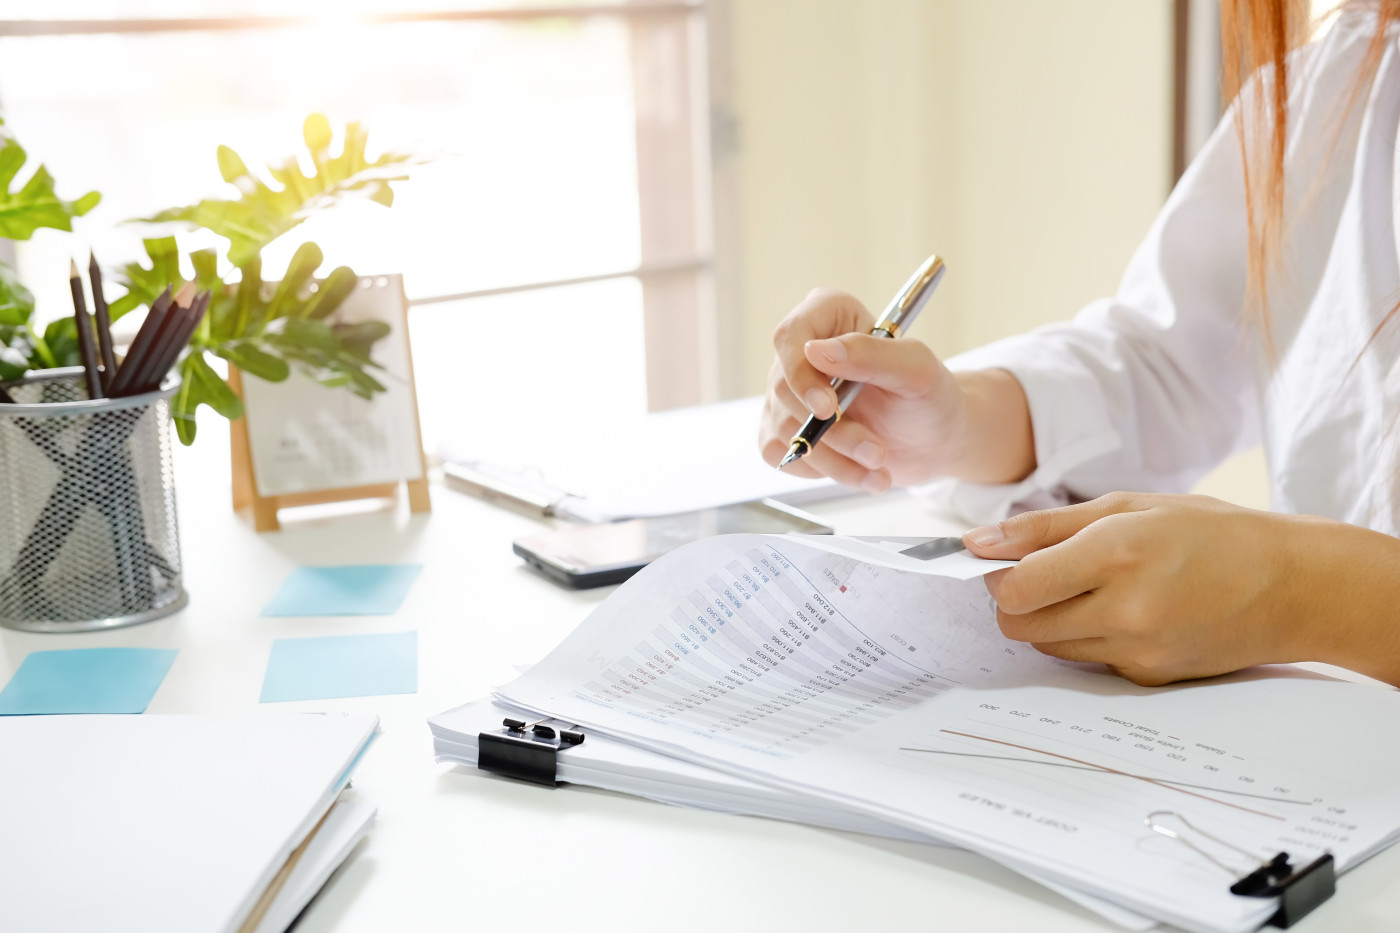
[0,367,186,632]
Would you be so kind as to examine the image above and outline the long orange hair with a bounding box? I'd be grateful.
[1221,0,1400,320]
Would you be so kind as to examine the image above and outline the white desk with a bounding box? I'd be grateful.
[3,431,1398,933]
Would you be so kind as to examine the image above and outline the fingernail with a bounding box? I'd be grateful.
[853,441,883,469]
[804,387,831,415]
[965,524,1003,548]
[860,472,887,494]
[807,338,846,363]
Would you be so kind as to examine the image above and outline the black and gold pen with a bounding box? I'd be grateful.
[779,254,946,469]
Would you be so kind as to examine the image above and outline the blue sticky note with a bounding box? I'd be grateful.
[260,632,418,703]
[262,564,423,617]
[0,647,177,715]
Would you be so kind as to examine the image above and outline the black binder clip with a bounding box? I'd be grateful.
[1146,811,1335,928]
[478,717,585,787]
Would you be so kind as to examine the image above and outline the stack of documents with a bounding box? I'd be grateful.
[432,534,1400,932]
[441,396,843,522]
[432,696,1154,929]
[2,713,379,933]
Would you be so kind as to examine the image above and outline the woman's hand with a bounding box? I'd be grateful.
[962,492,1400,687]
[759,287,1035,491]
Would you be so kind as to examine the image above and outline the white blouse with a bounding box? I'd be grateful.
[935,7,1400,537]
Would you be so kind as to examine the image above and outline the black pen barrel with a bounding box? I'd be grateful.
[795,412,837,451]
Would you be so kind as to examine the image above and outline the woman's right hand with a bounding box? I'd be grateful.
[758,287,975,493]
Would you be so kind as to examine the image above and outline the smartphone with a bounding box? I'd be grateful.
[513,499,834,589]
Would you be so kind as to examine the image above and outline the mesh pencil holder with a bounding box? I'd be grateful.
[0,367,187,632]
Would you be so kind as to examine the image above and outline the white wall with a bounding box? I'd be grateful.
[945,2,1175,351]
[727,0,1174,385]
[726,0,954,386]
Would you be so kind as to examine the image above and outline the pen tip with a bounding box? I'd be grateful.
[69,258,80,278]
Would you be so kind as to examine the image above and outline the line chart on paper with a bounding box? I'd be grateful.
[884,709,1349,850]
[900,730,1310,812]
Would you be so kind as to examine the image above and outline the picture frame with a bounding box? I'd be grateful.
[229,274,431,532]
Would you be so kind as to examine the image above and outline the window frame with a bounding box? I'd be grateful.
[1172,0,1222,184]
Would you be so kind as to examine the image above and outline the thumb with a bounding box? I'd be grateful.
[962,493,1148,559]
[804,333,942,399]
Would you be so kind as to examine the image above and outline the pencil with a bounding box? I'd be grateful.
[108,286,173,397]
[69,259,103,400]
[88,254,117,391]
[136,288,208,394]
[128,283,197,395]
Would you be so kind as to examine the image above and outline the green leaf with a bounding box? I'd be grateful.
[213,341,290,383]
[265,242,322,324]
[233,326,388,402]
[227,255,262,339]
[172,351,245,446]
[188,351,243,419]
[0,122,101,240]
[41,317,80,368]
[303,113,333,154]
[301,265,357,320]
[216,145,249,184]
[347,366,386,398]
[109,236,188,321]
[332,319,391,360]
[190,247,220,288]
[0,262,34,327]
[172,357,201,445]
[0,333,34,382]
[273,317,339,353]
[0,260,38,380]
[134,115,423,265]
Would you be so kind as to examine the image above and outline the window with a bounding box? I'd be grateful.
[0,0,723,453]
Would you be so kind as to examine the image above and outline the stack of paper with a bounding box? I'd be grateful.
[2,714,379,933]
[432,533,1400,933]
[431,697,1155,930]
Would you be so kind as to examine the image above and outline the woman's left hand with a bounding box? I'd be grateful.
[962,492,1328,686]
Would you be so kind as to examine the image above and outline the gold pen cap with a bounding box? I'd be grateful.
[873,254,944,337]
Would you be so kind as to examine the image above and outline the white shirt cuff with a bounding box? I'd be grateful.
[914,337,1123,525]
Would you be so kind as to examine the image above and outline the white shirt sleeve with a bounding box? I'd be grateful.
[923,111,1260,524]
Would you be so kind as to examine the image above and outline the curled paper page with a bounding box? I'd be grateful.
[791,533,1016,580]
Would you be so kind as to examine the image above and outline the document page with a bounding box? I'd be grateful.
[441,396,839,521]
[497,534,1400,933]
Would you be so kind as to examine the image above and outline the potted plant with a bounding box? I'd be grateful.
[117,113,422,442]
[0,115,420,630]
[3,113,420,440]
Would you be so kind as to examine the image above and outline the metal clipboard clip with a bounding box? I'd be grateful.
[477,717,585,787]
[1145,811,1335,928]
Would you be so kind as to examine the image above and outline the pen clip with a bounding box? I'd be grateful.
[878,254,945,335]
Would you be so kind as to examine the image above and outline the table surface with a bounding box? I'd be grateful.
[3,430,1397,933]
